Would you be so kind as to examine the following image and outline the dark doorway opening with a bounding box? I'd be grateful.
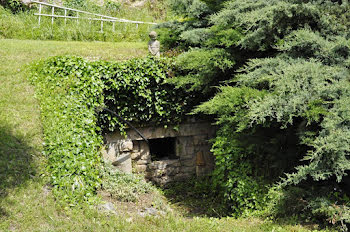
[149,137,177,160]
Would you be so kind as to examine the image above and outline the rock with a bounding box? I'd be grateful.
[193,135,208,145]
[136,159,148,165]
[135,164,147,172]
[181,166,196,173]
[139,141,150,156]
[138,207,165,217]
[131,152,140,159]
[97,202,117,214]
[119,140,133,152]
[166,167,180,175]
[140,153,151,161]
[105,143,117,162]
[180,158,195,167]
[113,153,132,174]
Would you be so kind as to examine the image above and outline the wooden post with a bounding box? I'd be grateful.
[38,3,42,26]
[51,7,55,26]
[112,21,115,32]
[136,23,138,29]
[64,9,67,25]
[101,17,103,33]
[77,12,79,24]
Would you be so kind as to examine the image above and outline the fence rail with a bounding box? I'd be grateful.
[30,0,156,32]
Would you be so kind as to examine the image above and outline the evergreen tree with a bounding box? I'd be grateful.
[159,0,350,228]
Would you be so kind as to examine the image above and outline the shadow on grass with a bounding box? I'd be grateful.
[162,177,229,218]
[0,124,37,218]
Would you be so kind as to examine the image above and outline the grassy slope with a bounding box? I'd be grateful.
[0,39,329,231]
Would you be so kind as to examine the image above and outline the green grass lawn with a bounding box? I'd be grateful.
[0,39,331,231]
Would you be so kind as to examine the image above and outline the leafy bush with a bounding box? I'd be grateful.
[103,0,121,16]
[170,48,234,93]
[30,55,190,203]
[0,0,27,13]
[30,56,104,204]
[264,186,350,230]
[98,56,192,132]
[159,0,350,228]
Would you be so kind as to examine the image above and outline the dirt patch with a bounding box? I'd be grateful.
[97,190,171,217]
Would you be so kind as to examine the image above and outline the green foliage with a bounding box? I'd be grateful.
[30,56,104,204]
[101,162,153,202]
[168,0,212,19]
[194,87,269,214]
[103,0,121,16]
[30,55,191,203]
[163,176,229,217]
[0,0,27,13]
[160,0,350,228]
[97,56,191,132]
[170,48,235,93]
[263,186,350,230]
[64,0,88,8]
[0,2,156,42]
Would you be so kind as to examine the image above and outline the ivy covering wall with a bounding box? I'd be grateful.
[30,56,190,204]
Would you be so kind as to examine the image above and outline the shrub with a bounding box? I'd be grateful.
[0,0,27,13]
[30,56,104,204]
[30,55,190,203]
[159,0,350,228]
[98,56,191,132]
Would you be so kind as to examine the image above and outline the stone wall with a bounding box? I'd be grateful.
[104,121,216,185]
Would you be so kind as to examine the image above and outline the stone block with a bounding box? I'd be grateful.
[174,173,193,181]
[131,152,141,159]
[132,140,140,152]
[169,160,181,167]
[101,147,109,161]
[140,153,151,161]
[180,158,195,167]
[112,153,132,174]
[184,146,195,155]
[139,141,150,158]
[148,163,157,170]
[152,176,171,186]
[152,161,167,170]
[119,140,133,152]
[181,166,196,174]
[166,167,180,176]
[107,143,117,157]
[180,150,195,160]
[136,159,149,165]
[102,145,118,163]
[153,169,166,177]
[135,165,147,173]
[193,135,208,145]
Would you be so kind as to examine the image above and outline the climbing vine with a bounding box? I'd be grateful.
[30,55,191,203]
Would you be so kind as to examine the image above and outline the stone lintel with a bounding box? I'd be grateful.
[105,122,216,142]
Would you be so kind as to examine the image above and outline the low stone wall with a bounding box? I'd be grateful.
[104,121,216,185]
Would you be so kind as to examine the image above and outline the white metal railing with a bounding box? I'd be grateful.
[30,0,156,32]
